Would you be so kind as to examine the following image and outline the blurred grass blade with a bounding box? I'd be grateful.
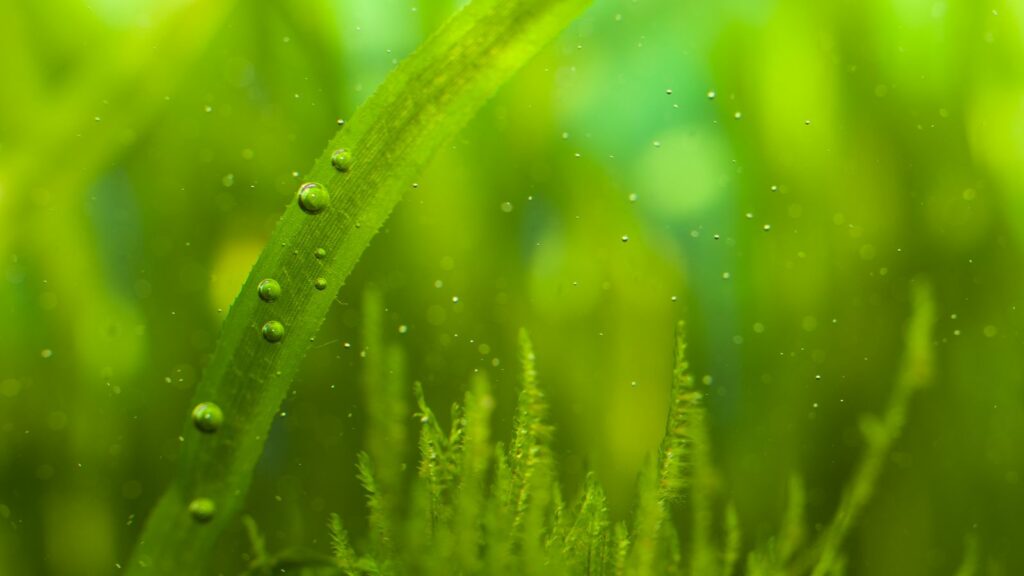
[127,0,590,572]
[809,281,936,576]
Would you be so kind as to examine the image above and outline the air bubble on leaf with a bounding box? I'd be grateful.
[297,183,329,214]
[188,498,216,523]
[257,279,281,302]
[314,277,327,291]
[331,149,352,172]
[191,402,224,433]
[262,320,285,343]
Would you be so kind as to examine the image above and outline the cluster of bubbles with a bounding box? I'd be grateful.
[184,147,351,523]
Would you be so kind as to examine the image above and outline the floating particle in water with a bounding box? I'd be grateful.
[628,193,638,203]
[398,325,408,334]
[745,212,754,219]
[314,277,327,291]
[500,201,513,213]
[763,224,771,231]
[297,183,329,214]
[40,349,53,359]
[770,184,779,192]
[734,111,743,119]
[257,279,281,302]
[314,248,327,260]
[452,296,460,303]
[191,402,224,433]
[188,498,216,523]
[262,320,285,343]
[653,140,661,148]
[722,272,731,280]
[221,173,234,187]
[561,131,570,139]
[621,235,630,243]
[707,90,716,99]
[331,149,352,172]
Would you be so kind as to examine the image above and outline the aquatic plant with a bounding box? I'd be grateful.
[127,0,591,572]
[239,282,937,575]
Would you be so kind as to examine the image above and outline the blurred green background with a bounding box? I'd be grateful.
[1,0,1022,573]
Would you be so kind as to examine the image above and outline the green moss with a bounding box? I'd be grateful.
[251,282,940,575]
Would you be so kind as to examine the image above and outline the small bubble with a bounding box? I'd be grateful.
[314,277,327,291]
[221,173,234,187]
[722,272,731,280]
[336,118,345,126]
[331,149,352,172]
[628,193,638,203]
[297,182,329,214]
[665,88,673,95]
[314,248,327,260]
[770,184,779,192]
[191,402,224,433]
[452,296,460,303]
[500,201,513,213]
[188,498,216,523]
[257,279,281,302]
[707,90,716,99]
[734,111,742,119]
[804,119,811,126]
[713,233,721,240]
[763,224,771,231]
[398,325,408,334]
[621,235,630,243]
[262,320,285,343]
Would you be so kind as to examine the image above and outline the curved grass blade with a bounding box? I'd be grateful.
[127,0,591,572]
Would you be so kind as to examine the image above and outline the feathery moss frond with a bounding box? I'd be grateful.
[722,503,741,576]
[328,513,360,576]
[508,329,554,538]
[356,451,393,569]
[361,288,409,506]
